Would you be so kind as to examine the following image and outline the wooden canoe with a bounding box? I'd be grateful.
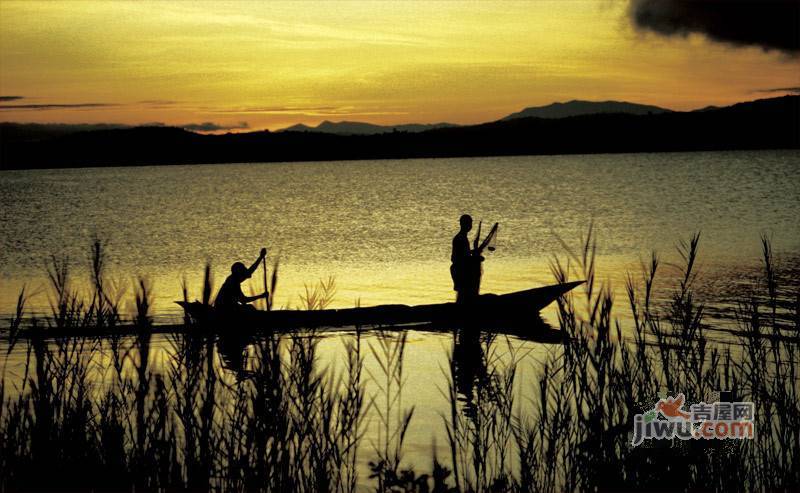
[176,281,584,331]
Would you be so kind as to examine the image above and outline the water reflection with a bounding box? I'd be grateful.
[452,329,488,418]
[451,315,558,419]
[217,332,253,377]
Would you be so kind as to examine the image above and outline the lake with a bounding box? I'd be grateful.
[1,150,798,489]
[1,150,798,323]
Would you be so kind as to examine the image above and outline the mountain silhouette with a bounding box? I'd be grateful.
[501,100,673,120]
[280,120,458,135]
[1,96,796,169]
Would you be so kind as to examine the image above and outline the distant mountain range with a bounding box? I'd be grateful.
[0,98,748,143]
[1,96,797,169]
[281,120,458,135]
[277,100,673,135]
[500,100,672,120]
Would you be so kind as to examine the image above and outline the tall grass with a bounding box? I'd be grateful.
[300,275,337,310]
[367,329,415,491]
[441,332,518,492]
[42,238,125,332]
[1,267,370,491]
[1,233,798,492]
[506,228,797,492]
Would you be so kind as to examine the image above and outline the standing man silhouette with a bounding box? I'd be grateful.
[451,214,482,304]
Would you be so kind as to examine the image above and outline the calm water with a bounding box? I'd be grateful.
[1,150,799,486]
[1,150,798,323]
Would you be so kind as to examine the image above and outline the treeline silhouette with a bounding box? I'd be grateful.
[1,96,797,169]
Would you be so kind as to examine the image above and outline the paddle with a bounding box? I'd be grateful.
[486,224,498,251]
[469,220,497,298]
[261,247,269,311]
[268,258,278,311]
[478,222,499,253]
[473,220,482,251]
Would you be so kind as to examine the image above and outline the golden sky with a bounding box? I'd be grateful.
[1,0,798,131]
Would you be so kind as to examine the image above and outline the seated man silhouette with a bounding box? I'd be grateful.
[451,214,483,304]
[215,248,268,310]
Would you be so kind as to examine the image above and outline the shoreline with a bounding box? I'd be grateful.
[2,96,797,170]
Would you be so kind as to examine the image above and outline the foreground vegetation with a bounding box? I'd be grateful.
[1,233,798,492]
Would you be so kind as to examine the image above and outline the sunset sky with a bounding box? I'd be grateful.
[1,0,798,131]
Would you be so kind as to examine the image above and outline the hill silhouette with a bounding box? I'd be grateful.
[280,120,458,135]
[278,100,671,134]
[0,122,132,143]
[1,96,797,169]
[500,100,672,120]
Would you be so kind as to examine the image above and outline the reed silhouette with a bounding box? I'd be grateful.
[1,233,798,491]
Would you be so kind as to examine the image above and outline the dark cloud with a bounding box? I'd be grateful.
[180,121,249,132]
[0,96,24,102]
[755,86,800,93]
[0,103,114,110]
[629,0,800,53]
